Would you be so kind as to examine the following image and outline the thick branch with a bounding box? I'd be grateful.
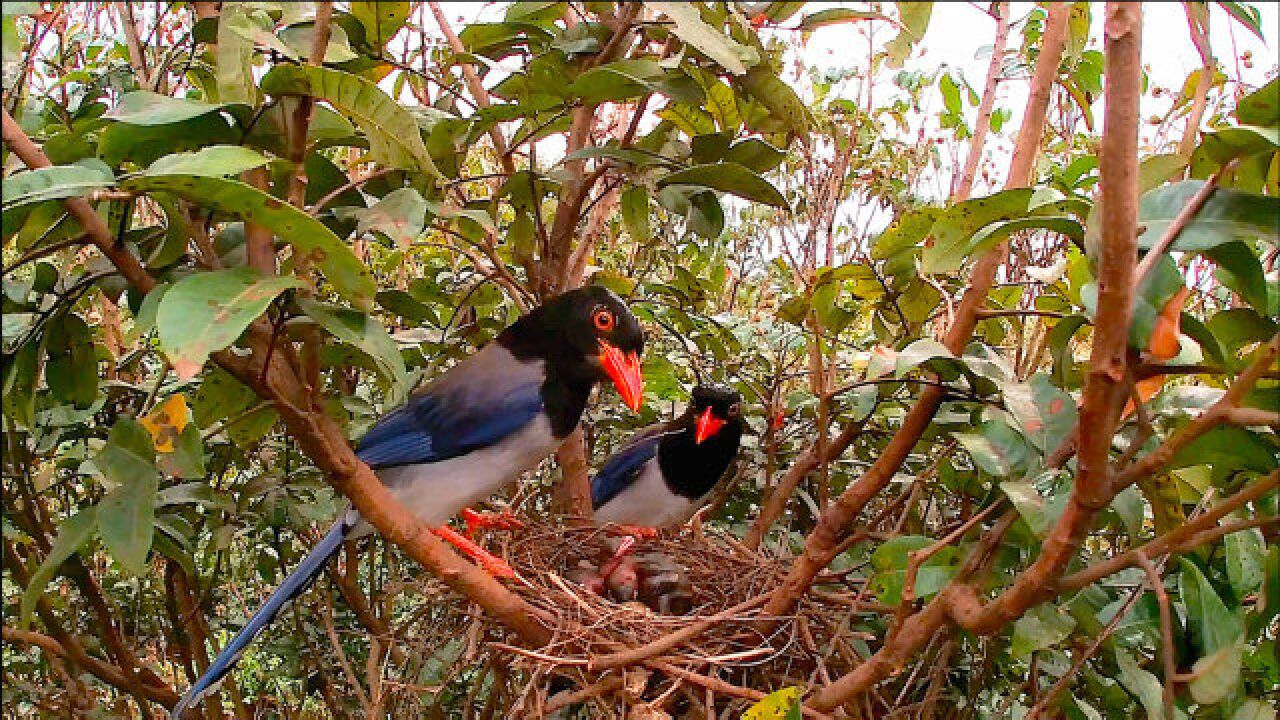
[763,2,1072,622]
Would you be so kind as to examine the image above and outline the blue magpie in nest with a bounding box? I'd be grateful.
[173,286,644,717]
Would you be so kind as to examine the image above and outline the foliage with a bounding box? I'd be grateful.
[1,2,1277,719]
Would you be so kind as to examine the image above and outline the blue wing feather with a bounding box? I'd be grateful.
[591,433,661,509]
[357,363,544,469]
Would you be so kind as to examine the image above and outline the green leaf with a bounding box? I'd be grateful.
[276,22,360,63]
[1225,526,1266,598]
[1216,1,1265,41]
[261,65,441,178]
[95,418,159,575]
[659,162,787,209]
[297,298,407,391]
[916,188,1034,273]
[1139,153,1190,193]
[870,535,958,604]
[1233,699,1278,720]
[893,338,953,377]
[1002,472,1070,539]
[925,215,1083,275]
[798,8,890,30]
[214,4,260,104]
[1,160,114,210]
[120,174,374,308]
[569,59,702,105]
[1189,640,1243,705]
[106,90,244,126]
[872,206,940,259]
[724,138,785,173]
[346,187,427,248]
[44,313,98,409]
[621,185,650,242]
[1126,255,1185,350]
[191,366,257,427]
[19,507,98,629]
[1205,241,1269,312]
[350,1,408,46]
[955,420,1033,477]
[886,2,932,68]
[1115,649,1171,720]
[739,65,810,137]
[649,2,760,75]
[1030,374,1077,455]
[157,268,301,379]
[1235,77,1278,126]
[741,686,804,720]
[1137,181,1279,252]
[143,145,270,177]
[159,423,206,479]
[1011,602,1076,658]
[1180,558,1244,656]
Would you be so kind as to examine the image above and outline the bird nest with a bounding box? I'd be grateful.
[398,520,878,717]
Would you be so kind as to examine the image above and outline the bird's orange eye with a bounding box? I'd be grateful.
[592,308,615,332]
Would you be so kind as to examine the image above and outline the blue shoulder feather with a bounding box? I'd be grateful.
[591,433,661,509]
[357,366,544,469]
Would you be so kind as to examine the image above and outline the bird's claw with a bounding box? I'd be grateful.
[433,525,517,579]
[460,507,526,536]
[606,524,659,540]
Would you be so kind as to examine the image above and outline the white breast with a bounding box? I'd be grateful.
[592,461,696,529]
[349,414,558,534]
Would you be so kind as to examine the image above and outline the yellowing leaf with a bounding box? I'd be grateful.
[139,394,190,453]
[742,686,803,720]
[1122,374,1167,420]
[1147,285,1189,360]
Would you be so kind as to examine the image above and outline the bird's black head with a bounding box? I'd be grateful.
[688,384,744,445]
[656,384,744,499]
[503,286,646,411]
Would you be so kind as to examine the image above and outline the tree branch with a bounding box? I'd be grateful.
[762,1,1073,623]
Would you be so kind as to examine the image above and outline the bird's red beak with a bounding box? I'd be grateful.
[694,406,726,445]
[599,340,644,412]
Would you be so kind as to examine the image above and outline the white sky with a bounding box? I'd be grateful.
[427,2,1276,236]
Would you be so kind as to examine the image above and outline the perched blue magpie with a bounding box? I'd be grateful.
[592,384,744,530]
[173,286,645,717]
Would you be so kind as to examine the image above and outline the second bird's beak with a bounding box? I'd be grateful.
[599,341,644,412]
[694,407,726,445]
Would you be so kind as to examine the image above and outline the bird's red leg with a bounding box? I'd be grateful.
[604,524,659,540]
[598,535,637,580]
[432,525,516,579]
[460,507,526,537]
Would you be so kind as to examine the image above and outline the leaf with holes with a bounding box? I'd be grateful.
[156,268,301,379]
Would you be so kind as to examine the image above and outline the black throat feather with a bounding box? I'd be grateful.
[656,418,743,499]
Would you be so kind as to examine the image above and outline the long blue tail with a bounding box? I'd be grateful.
[172,519,351,718]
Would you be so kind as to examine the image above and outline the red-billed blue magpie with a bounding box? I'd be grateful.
[592,384,743,530]
[578,387,743,613]
[173,286,644,717]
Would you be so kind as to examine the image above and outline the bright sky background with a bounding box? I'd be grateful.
[428,2,1277,232]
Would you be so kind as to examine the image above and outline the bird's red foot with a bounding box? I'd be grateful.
[460,507,525,537]
[605,524,660,540]
[433,525,516,579]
